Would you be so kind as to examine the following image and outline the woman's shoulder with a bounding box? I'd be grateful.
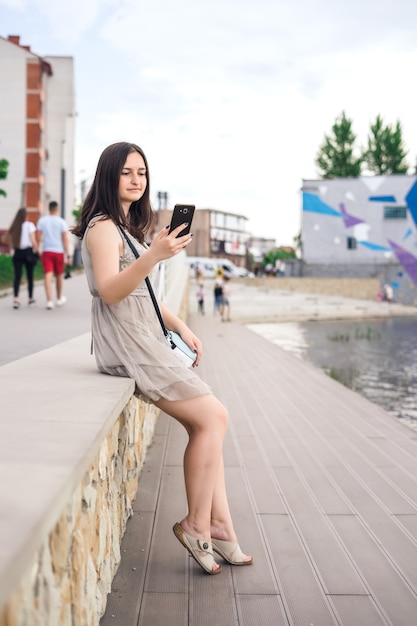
[87,217,120,244]
[87,215,116,230]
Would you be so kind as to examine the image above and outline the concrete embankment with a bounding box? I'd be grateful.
[192,277,417,324]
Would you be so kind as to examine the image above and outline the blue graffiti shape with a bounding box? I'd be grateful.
[302,192,342,216]
[388,239,417,288]
[368,195,396,202]
[405,180,417,229]
[339,203,365,228]
[357,241,391,251]
[403,228,413,240]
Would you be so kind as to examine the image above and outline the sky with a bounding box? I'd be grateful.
[1,0,417,246]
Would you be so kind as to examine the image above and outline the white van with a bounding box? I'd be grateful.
[186,256,251,278]
[186,257,216,278]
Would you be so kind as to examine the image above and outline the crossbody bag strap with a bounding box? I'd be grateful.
[118,227,168,338]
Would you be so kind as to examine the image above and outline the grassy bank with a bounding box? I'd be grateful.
[0,254,79,292]
[0,254,46,290]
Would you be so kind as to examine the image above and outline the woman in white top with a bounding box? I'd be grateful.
[7,207,39,308]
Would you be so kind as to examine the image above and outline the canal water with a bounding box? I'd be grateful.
[248,316,417,430]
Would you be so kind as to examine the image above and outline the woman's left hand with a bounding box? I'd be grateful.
[180,329,203,366]
[159,302,202,366]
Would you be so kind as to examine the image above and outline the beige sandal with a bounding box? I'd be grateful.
[173,522,222,575]
[211,538,253,565]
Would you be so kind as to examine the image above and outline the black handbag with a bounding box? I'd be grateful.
[119,228,197,367]
[25,248,40,266]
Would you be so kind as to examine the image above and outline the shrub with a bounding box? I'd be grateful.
[0,254,44,289]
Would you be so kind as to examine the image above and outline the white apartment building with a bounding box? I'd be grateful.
[0,35,75,227]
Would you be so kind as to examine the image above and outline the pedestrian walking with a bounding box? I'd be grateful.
[6,207,39,308]
[36,201,72,309]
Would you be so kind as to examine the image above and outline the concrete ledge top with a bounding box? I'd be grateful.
[0,334,135,610]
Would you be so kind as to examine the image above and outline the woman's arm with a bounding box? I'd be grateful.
[29,225,38,252]
[159,301,203,365]
[87,219,190,306]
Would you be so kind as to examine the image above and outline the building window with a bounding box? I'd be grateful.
[383,206,407,219]
[347,236,357,250]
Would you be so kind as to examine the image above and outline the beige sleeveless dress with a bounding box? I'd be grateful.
[82,221,211,403]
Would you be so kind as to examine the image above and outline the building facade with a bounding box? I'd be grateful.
[0,35,75,228]
[154,207,251,267]
[301,175,417,303]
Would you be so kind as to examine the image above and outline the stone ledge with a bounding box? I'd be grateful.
[0,257,190,624]
[0,334,155,624]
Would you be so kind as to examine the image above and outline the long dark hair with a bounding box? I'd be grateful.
[8,208,27,249]
[72,142,153,243]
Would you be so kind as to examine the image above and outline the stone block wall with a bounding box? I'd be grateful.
[247,276,380,301]
[0,396,159,626]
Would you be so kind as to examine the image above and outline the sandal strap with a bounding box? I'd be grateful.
[173,522,221,574]
[197,538,214,556]
[212,538,252,565]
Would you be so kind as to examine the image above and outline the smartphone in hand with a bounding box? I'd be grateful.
[168,204,195,237]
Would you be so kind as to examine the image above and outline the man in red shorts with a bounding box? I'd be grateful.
[36,201,72,309]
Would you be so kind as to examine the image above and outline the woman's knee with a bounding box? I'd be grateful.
[212,398,228,434]
[220,402,229,428]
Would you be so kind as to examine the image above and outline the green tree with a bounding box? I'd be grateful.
[293,231,302,258]
[364,114,409,174]
[0,159,9,198]
[262,247,296,268]
[315,112,363,179]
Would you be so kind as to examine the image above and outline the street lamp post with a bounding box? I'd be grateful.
[157,191,168,210]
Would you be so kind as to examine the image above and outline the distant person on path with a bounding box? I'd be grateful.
[7,207,39,309]
[221,275,231,321]
[213,279,223,315]
[37,201,72,309]
[194,262,203,281]
[383,283,393,303]
[197,282,205,314]
[215,265,224,280]
[72,141,252,575]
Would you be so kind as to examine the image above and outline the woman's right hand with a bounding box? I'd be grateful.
[147,224,192,263]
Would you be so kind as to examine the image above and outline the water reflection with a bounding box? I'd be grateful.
[248,317,417,429]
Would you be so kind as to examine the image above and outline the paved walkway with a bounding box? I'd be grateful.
[99,278,417,626]
[0,272,91,366]
[3,274,417,624]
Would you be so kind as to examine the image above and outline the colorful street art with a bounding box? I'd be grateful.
[302,176,417,289]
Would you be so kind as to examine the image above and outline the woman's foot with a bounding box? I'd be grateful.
[211,538,253,565]
[13,300,20,309]
[210,524,252,565]
[173,522,222,575]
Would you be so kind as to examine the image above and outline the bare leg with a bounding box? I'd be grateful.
[56,273,64,300]
[155,394,226,532]
[210,454,251,562]
[210,455,237,540]
[154,393,251,569]
[155,393,227,572]
[44,272,54,302]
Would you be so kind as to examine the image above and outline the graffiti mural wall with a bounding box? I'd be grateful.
[301,175,417,295]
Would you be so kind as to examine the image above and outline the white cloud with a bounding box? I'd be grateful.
[2,0,417,244]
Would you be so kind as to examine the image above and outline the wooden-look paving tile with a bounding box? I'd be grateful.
[101,307,417,626]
